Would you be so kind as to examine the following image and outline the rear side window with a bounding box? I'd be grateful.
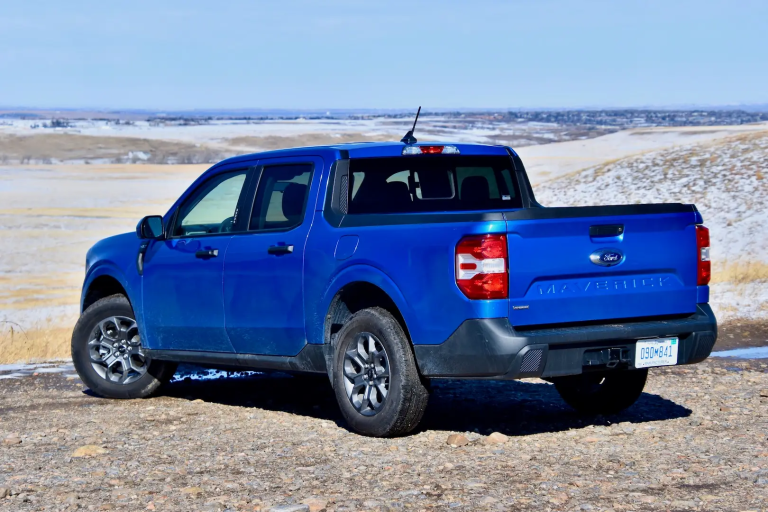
[348,156,521,214]
[250,164,313,231]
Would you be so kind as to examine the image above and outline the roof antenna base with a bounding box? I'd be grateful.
[400,106,421,144]
[400,130,417,145]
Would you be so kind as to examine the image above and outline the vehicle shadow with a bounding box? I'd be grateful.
[161,370,691,437]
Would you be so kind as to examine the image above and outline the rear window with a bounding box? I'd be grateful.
[348,156,521,214]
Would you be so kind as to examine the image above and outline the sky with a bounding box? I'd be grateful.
[1,0,767,110]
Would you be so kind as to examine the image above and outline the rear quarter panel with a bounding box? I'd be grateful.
[304,214,510,346]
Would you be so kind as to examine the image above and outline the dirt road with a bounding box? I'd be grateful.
[1,357,767,511]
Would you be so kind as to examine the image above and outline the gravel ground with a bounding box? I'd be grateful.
[1,358,767,512]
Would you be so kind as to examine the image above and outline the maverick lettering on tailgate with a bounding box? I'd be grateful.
[537,276,672,295]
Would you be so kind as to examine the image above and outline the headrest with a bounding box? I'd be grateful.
[282,183,307,219]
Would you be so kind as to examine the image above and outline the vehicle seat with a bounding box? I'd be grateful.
[461,176,490,203]
[282,183,307,225]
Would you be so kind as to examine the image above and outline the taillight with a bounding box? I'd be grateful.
[696,225,711,285]
[455,234,508,300]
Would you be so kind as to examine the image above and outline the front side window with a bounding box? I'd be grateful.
[174,170,248,237]
[250,164,313,231]
[348,156,521,214]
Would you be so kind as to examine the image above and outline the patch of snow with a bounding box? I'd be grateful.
[171,364,262,382]
[711,346,768,359]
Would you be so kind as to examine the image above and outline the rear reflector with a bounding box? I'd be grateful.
[402,145,460,155]
[696,225,711,286]
[455,234,508,300]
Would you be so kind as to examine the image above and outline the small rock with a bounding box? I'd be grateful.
[301,497,328,512]
[446,434,469,447]
[146,503,156,511]
[72,445,108,458]
[2,436,21,446]
[760,389,768,398]
[720,406,733,412]
[0,488,8,499]
[269,505,310,512]
[62,493,79,504]
[583,437,602,443]
[484,432,508,445]
[180,486,204,495]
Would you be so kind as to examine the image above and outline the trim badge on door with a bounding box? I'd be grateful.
[590,248,624,267]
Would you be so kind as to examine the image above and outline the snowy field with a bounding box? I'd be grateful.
[0,122,766,362]
[0,115,609,165]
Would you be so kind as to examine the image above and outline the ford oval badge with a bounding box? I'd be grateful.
[590,248,624,267]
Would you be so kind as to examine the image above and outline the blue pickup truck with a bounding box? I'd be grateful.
[72,139,717,436]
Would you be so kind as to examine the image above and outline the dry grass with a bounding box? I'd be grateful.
[226,132,395,150]
[0,133,225,164]
[711,261,768,284]
[0,321,72,363]
[0,273,81,311]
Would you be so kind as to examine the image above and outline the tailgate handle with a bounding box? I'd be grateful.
[590,224,624,238]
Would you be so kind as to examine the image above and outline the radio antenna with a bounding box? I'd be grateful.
[400,106,421,144]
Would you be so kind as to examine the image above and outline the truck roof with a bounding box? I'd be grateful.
[215,141,513,167]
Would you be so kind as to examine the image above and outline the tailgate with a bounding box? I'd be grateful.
[505,205,700,327]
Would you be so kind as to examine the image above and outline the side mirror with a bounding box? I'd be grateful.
[136,215,165,240]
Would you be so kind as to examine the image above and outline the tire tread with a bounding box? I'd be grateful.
[333,307,429,437]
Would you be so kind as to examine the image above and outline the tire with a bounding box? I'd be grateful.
[332,307,429,437]
[71,294,177,399]
[553,369,648,415]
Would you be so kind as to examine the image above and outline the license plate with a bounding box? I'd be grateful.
[635,338,679,368]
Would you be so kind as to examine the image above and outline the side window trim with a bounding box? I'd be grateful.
[247,162,315,233]
[167,167,254,239]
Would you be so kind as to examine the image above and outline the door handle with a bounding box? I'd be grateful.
[195,249,219,259]
[268,245,294,255]
[590,224,624,238]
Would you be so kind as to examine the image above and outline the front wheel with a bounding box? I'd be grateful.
[552,369,648,415]
[332,308,429,437]
[71,295,177,399]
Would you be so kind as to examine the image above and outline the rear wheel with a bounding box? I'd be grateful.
[332,308,429,437]
[71,295,177,399]
[553,369,648,415]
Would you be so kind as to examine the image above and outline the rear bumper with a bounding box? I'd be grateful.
[413,304,717,379]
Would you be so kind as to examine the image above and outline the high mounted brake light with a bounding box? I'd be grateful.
[455,234,508,300]
[402,145,460,155]
[696,225,711,286]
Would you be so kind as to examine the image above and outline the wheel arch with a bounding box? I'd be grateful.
[318,266,415,348]
[324,281,412,347]
[82,271,131,312]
